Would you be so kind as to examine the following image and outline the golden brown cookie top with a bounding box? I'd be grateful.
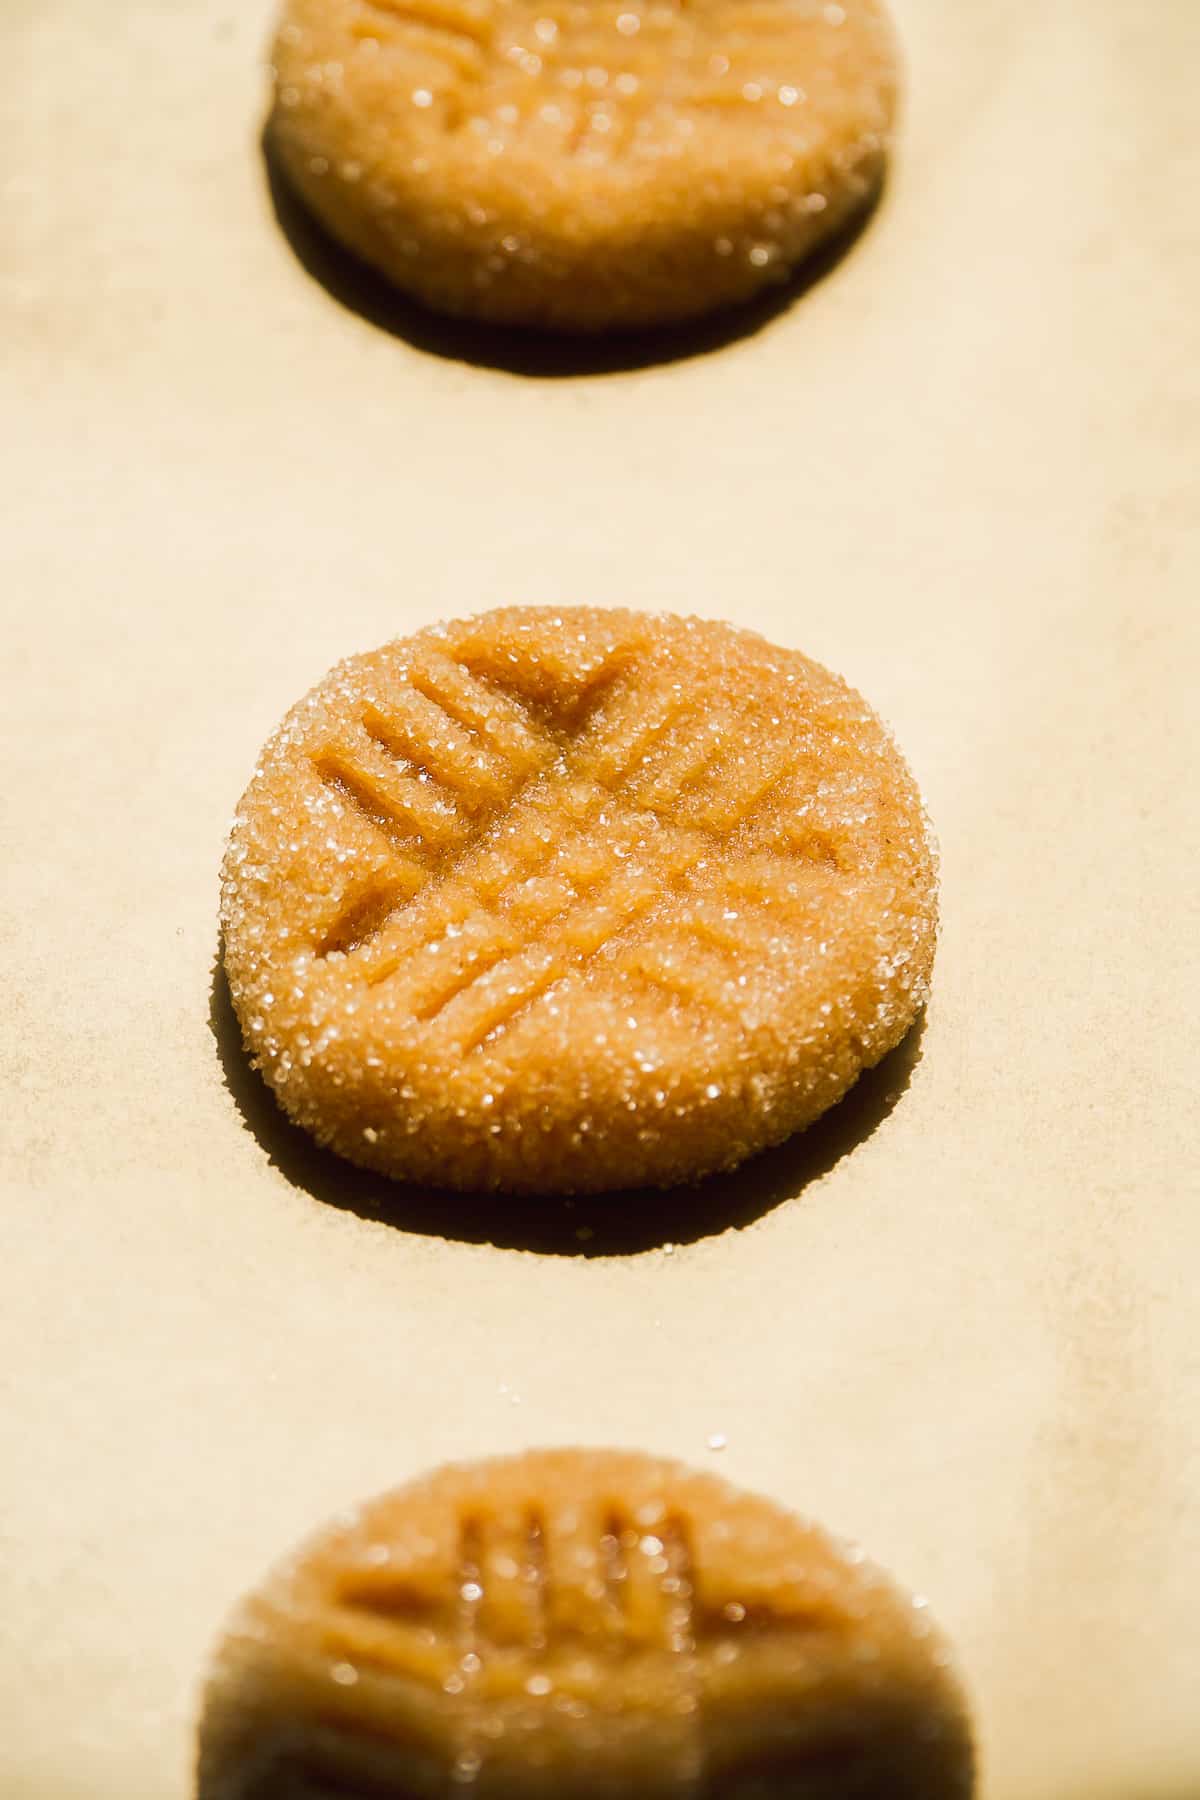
[273,0,895,184]
[198,1450,974,1798]
[268,0,898,327]
[221,608,935,1193]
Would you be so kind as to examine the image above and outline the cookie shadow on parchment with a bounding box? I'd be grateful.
[261,125,885,378]
[209,943,925,1257]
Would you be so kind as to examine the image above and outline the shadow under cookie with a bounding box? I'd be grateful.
[209,942,925,1257]
[261,126,886,380]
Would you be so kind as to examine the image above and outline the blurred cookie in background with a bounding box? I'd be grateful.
[268,0,898,330]
[197,1448,974,1797]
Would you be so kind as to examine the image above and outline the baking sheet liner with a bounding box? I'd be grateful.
[3,1,1198,1795]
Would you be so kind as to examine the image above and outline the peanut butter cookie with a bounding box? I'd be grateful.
[268,0,898,330]
[220,608,935,1194]
[198,1449,973,1797]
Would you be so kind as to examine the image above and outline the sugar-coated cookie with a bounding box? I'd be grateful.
[268,0,898,330]
[198,1448,973,1797]
[221,608,936,1194]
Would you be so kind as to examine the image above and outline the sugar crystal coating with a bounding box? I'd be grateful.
[268,0,899,329]
[220,608,936,1194]
[197,1449,974,1797]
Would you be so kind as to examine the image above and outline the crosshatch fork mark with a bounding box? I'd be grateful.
[316,873,424,958]
[368,0,495,47]
[328,1508,708,1660]
[356,0,861,159]
[362,0,494,85]
[452,844,771,1058]
[526,1510,550,1649]
[311,655,561,955]
[663,1517,697,1659]
[336,1568,442,1624]
[330,1503,829,1674]
[279,1496,845,1794]
[340,798,779,1059]
[309,658,817,1043]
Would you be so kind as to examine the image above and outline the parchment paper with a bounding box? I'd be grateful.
[3,1,1198,1795]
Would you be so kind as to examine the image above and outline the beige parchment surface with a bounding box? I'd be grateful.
[3,1,1199,1796]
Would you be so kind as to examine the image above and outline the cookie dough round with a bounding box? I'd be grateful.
[198,1449,974,1799]
[221,608,936,1194]
[268,0,898,330]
